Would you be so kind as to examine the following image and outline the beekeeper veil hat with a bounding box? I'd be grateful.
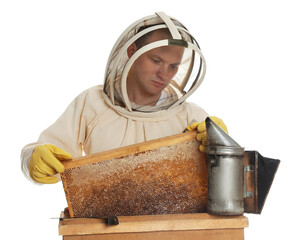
[103,12,206,113]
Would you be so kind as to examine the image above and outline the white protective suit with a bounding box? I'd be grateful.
[21,12,209,182]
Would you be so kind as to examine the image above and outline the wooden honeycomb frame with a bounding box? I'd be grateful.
[61,131,208,218]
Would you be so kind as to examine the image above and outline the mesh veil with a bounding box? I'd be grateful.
[103,12,206,113]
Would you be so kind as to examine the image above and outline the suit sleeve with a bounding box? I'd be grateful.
[20,89,92,182]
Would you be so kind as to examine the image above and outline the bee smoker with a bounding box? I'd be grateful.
[205,117,280,215]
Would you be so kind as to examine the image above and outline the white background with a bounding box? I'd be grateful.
[1,0,296,239]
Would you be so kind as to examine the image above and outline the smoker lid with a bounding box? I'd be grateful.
[206,145,245,156]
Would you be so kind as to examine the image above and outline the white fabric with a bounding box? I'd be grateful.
[156,91,167,106]
[21,143,37,183]
[155,12,182,39]
[21,85,208,181]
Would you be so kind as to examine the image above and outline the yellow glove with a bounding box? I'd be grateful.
[188,116,228,153]
[29,144,72,184]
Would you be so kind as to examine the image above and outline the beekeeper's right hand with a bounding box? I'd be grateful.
[29,144,72,184]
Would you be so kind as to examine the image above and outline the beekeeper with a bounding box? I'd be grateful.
[21,12,228,184]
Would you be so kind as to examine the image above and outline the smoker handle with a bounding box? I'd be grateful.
[244,165,254,198]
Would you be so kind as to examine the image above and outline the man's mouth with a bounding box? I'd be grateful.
[152,80,165,88]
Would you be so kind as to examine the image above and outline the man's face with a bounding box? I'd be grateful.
[127,31,184,105]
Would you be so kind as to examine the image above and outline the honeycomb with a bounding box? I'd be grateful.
[61,139,208,218]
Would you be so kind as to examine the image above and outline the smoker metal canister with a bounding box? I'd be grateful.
[206,145,245,215]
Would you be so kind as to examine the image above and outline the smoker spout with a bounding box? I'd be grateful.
[205,117,241,147]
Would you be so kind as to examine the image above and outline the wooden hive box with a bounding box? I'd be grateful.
[59,210,249,240]
[61,131,208,218]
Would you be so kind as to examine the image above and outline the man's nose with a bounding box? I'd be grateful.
[156,64,168,81]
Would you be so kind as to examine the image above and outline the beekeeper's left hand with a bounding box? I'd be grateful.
[187,116,228,152]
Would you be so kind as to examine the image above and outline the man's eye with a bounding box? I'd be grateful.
[152,59,159,63]
[170,65,178,70]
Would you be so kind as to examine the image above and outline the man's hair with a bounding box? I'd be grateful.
[134,25,172,49]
